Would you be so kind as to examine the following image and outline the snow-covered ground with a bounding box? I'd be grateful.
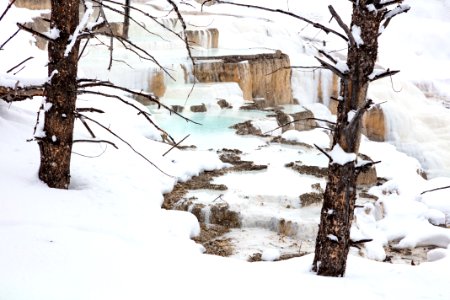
[1,1,450,299]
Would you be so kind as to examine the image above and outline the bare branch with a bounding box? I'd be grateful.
[16,23,54,41]
[76,107,105,113]
[6,56,34,74]
[382,4,411,30]
[263,117,336,135]
[165,0,195,66]
[162,134,191,157]
[73,139,118,149]
[265,65,323,76]
[420,185,450,196]
[315,56,348,78]
[369,69,400,82]
[355,160,381,173]
[0,85,44,102]
[96,0,181,41]
[79,116,97,138]
[318,49,337,64]
[0,0,16,23]
[0,28,20,50]
[76,89,178,144]
[328,5,355,46]
[201,0,349,42]
[76,112,174,177]
[314,144,333,161]
[77,79,201,125]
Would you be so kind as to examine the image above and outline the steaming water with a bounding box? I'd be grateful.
[78,1,450,179]
[369,78,450,178]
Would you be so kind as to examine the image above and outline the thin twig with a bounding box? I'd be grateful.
[76,113,173,177]
[315,56,348,78]
[328,5,355,46]
[76,107,105,113]
[162,134,191,156]
[420,185,450,196]
[73,139,118,149]
[0,0,16,23]
[201,0,349,42]
[0,28,20,50]
[17,23,54,41]
[314,144,332,161]
[77,79,201,125]
[79,116,96,138]
[263,117,335,135]
[7,56,33,74]
[369,69,400,82]
[318,49,337,64]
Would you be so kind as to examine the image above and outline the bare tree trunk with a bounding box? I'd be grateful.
[38,0,80,189]
[123,0,130,39]
[312,1,392,276]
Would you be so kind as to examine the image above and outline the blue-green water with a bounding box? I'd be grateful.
[149,109,269,150]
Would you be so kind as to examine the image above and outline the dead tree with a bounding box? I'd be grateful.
[201,0,409,276]
[123,0,130,38]
[36,0,81,189]
[312,0,409,276]
[0,0,196,189]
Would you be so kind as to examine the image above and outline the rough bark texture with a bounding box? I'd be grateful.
[123,0,131,39]
[38,0,80,189]
[312,1,388,276]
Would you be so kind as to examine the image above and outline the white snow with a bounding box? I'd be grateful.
[351,25,364,47]
[64,1,94,57]
[335,60,350,74]
[327,234,339,242]
[46,27,60,39]
[261,248,281,261]
[1,1,450,300]
[329,144,357,165]
[281,128,331,149]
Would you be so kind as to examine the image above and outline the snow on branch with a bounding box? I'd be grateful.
[315,56,349,79]
[0,85,44,102]
[369,68,399,81]
[65,1,95,57]
[382,3,410,30]
[329,144,357,165]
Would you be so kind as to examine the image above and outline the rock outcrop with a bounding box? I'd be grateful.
[185,28,219,48]
[290,109,317,131]
[230,121,262,136]
[275,110,294,133]
[362,105,386,141]
[148,69,166,98]
[25,13,50,50]
[190,103,207,112]
[217,99,232,109]
[15,0,50,9]
[192,52,293,107]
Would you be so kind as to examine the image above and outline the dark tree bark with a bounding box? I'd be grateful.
[312,0,408,276]
[123,0,130,39]
[38,0,80,189]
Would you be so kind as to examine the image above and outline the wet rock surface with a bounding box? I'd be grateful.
[192,52,293,107]
[230,120,262,136]
[190,103,207,112]
[217,99,232,109]
[163,116,427,264]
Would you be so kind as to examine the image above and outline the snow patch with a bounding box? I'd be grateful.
[329,144,356,165]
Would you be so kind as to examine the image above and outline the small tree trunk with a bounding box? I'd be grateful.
[312,1,386,276]
[123,0,130,39]
[38,0,80,189]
